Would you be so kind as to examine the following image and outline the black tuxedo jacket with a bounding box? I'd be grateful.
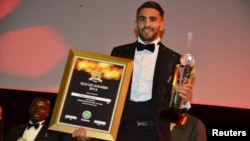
[5,122,72,141]
[111,41,181,141]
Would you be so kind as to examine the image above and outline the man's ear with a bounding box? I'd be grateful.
[160,20,165,32]
[134,20,139,38]
[45,111,50,118]
[45,105,50,117]
[160,20,165,38]
[134,20,138,31]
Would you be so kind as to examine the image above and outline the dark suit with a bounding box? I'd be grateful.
[171,114,207,141]
[111,41,181,141]
[5,122,73,141]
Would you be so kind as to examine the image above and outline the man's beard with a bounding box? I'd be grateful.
[138,28,158,42]
[139,33,157,42]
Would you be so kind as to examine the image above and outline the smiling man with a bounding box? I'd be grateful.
[5,97,88,141]
[5,97,62,141]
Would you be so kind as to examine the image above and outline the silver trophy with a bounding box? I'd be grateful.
[171,54,195,108]
[160,54,195,125]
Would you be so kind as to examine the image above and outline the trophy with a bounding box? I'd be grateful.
[160,54,195,125]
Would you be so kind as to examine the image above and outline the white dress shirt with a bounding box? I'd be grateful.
[130,37,160,102]
[22,120,45,141]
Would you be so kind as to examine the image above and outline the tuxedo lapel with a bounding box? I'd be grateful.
[151,43,181,141]
[111,41,137,60]
[111,41,137,102]
[126,43,136,59]
[34,124,56,141]
[152,43,180,98]
[34,125,48,141]
[15,125,26,140]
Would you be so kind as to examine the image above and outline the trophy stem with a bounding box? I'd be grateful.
[170,91,181,109]
[160,54,195,125]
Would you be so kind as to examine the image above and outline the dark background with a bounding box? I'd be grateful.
[1,88,250,140]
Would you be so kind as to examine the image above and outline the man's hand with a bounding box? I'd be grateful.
[72,127,88,141]
[175,83,193,106]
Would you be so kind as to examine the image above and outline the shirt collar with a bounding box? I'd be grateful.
[29,119,45,125]
[137,37,161,47]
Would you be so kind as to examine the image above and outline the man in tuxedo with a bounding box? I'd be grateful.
[53,1,207,140]
[109,1,207,141]
[5,97,88,141]
[6,1,207,140]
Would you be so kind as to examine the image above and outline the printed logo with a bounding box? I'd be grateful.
[82,110,92,120]
[89,69,102,82]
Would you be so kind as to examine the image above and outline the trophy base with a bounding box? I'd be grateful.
[160,107,187,125]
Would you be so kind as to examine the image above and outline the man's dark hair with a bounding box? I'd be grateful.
[31,96,51,106]
[136,1,164,18]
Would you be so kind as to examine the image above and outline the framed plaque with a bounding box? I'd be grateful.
[49,49,133,141]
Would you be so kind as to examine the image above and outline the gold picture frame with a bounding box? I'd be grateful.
[49,49,133,141]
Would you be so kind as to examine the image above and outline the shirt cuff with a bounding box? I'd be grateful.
[180,101,191,110]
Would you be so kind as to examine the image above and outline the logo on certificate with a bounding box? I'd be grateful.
[89,69,102,82]
[82,110,92,120]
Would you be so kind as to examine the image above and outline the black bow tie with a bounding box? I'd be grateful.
[136,42,155,52]
[27,122,40,129]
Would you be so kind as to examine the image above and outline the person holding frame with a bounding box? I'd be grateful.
[74,1,207,141]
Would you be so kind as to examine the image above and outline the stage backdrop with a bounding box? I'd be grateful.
[0,0,250,109]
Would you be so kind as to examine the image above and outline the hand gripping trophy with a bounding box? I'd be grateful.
[160,53,195,125]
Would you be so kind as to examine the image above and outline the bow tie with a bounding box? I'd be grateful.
[136,42,155,52]
[27,122,40,129]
